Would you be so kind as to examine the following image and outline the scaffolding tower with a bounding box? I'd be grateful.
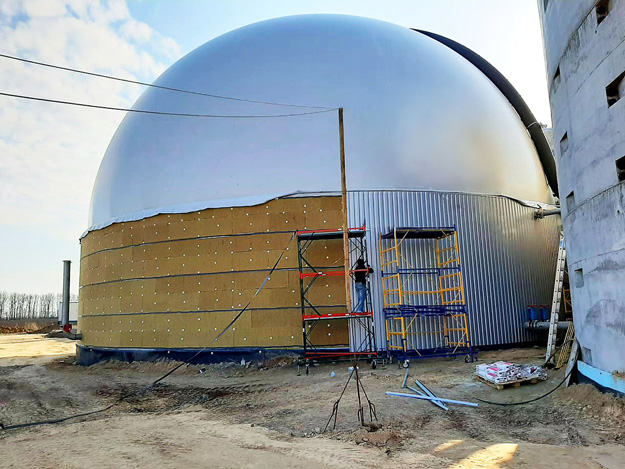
[379,226,475,364]
[296,227,377,372]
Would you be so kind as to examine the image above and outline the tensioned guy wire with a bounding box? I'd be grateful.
[0,92,338,118]
[0,232,296,431]
[0,53,332,110]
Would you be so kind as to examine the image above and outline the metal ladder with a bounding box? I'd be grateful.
[545,234,567,364]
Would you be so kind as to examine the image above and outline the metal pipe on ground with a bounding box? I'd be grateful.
[407,386,449,411]
[414,379,449,411]
[386,392,478,407]
[401,369,409,388]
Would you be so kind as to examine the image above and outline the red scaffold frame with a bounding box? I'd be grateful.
[296,226,378,371]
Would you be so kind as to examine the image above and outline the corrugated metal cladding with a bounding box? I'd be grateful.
[347,190,561,350]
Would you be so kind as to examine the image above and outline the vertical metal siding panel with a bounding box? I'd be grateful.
[347,190,560,350]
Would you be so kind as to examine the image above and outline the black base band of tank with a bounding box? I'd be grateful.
[77,340,546,366]
[76,344,345,366]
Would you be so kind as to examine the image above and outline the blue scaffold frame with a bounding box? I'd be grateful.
[379,226,477,365]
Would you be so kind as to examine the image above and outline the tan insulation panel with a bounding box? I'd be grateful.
[306,318,350,346]
[79,196,347,349]
[81,196,341,256]
[79,308,314,349]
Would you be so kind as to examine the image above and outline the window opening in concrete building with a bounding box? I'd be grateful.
[559,132,569,156]
[574,268,584,288]
[566,191,576,211]
[616,155,625,182]
[606,71,625,107]
[553,66,561,87]
[596,0,610,25]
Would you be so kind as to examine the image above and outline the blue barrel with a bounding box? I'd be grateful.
[528,306,540,321]
[541,306,550,320]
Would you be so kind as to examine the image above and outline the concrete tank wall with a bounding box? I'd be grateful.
[539,0,625,372]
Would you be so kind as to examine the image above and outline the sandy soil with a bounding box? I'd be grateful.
[0,334,76,365]
[1,335,625,468]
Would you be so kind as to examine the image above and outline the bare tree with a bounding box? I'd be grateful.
[25,294,36,318]
[8,292,19,320]
[1,291,75,320]
[39,293,56,318]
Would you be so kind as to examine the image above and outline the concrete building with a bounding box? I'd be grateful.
[77,15,560,365]
[539,1,625,386]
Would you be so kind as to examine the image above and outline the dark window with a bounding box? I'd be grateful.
[560,132,569,155]
[566,191,576,211]
[606,71,625,107]
[596,0,610,25]
[553,66,561,89]
[574,268,584,288]
[616,156,625,182]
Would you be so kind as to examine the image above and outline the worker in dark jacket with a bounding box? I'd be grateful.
[353,258,373,312]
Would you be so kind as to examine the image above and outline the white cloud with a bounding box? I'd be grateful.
[158,35,182,60]
[120,17,153,43]
[0,0,25,17]
[21,0,68,18]
[0,0,180,293]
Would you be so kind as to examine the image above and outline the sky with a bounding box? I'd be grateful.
[0,0,551,295]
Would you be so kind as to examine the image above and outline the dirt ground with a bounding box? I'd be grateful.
[1,335,625,468]
[0,320,58,335]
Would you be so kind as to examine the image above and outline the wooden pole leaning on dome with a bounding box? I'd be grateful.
[338,107,352,313]
[323,108,378,432]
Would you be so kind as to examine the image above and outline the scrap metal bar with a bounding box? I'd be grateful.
[408,386,448,411]
[386,392,478,407]
[401,369,409,388]
[406,386,426,396]
[414,379,449,411]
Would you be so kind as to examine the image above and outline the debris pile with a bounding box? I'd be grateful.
[476,361,547,384]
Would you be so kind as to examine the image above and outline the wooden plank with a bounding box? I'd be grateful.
[338,107,351,312]
[476,374,540,391]
[564,339,579,388]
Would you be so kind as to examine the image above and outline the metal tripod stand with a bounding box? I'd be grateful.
[324,360,377,432]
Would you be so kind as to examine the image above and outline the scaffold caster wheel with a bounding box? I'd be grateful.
[402,360,409,369]
[371,360,377,370]
[305,364,310,375]
[465,355,472,363]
